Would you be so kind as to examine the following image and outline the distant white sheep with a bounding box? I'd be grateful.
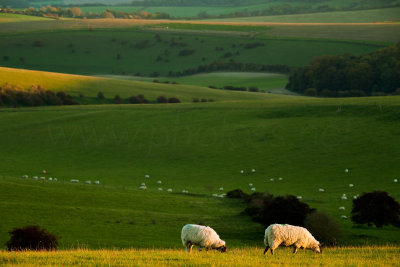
[53,178,58,182]
[157,180,162,184]
[70,179,79,183]
[181,224,226,253]
[22,175,28,179]
[349,184,354,187]
[141,182,146,186]
[264,224,321,255]
[249,183,253,187]
[93,180,99,184]
[270,178,274,182]
[341,215,348,219]
[32,176,38,180]
[345,169,349,173]
[339,206,345,210]
[49,178,53,181]
[42,170,47,174]
[251,187,256,192]
[240,170,244,174]
[158,187,163,191]
[318,188,325,192]
[297,196,303,200]
[139,185,147,190]
[212,193,218,197]
[40,177,45,181]
[219,187,224,191]
[278,177,283,181]
[251,169,256,173]
[394,179,398,183]
[85,180,91,184]
[341,194,348,200]
[167,188,172,192]
[145,174,150,178]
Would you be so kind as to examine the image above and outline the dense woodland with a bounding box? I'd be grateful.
[286,42,400,97]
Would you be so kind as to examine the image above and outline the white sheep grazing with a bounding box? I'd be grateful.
[318,188,325,192]
[181,224,226,253]
[93,180,99,184]
[167,188,172,192]
[264,224,321,255]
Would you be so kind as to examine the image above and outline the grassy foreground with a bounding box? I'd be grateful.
[1,247,399,266]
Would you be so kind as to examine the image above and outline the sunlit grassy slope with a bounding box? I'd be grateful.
[1,247,399,266]
[0,96,399,248]
[0,67,284,102]
[0,13,53,23]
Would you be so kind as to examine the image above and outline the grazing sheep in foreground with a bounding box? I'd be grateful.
[264,224,321,255]
[181,224,226,253]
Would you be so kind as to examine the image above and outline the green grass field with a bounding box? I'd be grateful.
[0,27,387,76]
[1,9,400,257]
[209,7,400,23]
[1,95,399,248]
[1,247,399,266]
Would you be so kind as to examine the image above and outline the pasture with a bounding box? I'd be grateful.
[0,25,388,77]
[1,247,399,266]
[0,96,399,248]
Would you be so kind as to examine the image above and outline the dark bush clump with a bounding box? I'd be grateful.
[128,94,149,104]
[156,95,168,103]
[351,191,400,228]
[304,211,341,246]
[192,98,199,103]
[97,91,105,100]
[244,42,264,49]
[226,189,248,200]
[113,94,122,104]
[248,86,259,92]
[178,49,195,57]
[6,225,58,251]
[168,97,180,103]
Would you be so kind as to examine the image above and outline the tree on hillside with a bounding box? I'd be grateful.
[70,7,82,18]
[351,191,400,228]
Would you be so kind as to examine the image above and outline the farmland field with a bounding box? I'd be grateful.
[1,247,399,266]
[1,5,400,262]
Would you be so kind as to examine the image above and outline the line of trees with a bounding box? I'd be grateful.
[0,83,78,107]
[286,42,400,97]
[168,61,293,77]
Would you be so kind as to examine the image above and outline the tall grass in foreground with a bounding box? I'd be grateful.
[1,247,399,266]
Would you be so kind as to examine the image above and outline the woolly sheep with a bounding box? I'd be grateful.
[341,215,348,219]
[145,174,150,178]
[54,178,58,182]
[339,206,345,210]
[249,183,253,187]
[394,179,398,183]
[318,188,325,192]
[93,180,99,184]
[341,194,348,200]
[42,170,47,174]
[240,170,244,174]
[181,224,226,253]
[219,187,224,191]
[49,178,53,181]
[212,193,218,197]
[270,178,274,182]
[85,180,91,184]
[32,176,38,180]
[251,187,256,192]
[251,169,256,172]
[139,185,147,190]
[278,177,283,181]
[345,169,349,173]
[70,179,79,183]
[157,180,162,184]
[297,196,302,200]
[22,175,28,179]
[349,184,354,187]
[158,187,163,191]
[264,224,321,255]
[167,188,172,192]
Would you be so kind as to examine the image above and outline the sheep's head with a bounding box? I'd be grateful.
[216,245,227,253]
[312,243,322,254]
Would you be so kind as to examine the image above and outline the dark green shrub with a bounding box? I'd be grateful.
[248,86,259,92]
[304,211,341,246]
[113,94,122,104]
[6,225,58,251]
[168,97,180,103]
[156,95,168,103]
[351,191,400,228]
[97,92,105,100]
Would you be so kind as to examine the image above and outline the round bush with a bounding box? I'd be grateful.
[6,225,58,251]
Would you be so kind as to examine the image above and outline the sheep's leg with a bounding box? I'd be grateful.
[293,246,298,254]
[199,246,202,252]
[264,246,270,255]
[186,242,193,253]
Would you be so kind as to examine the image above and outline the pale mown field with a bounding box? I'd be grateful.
[1,247,399,266]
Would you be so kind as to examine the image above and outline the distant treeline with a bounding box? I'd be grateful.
[0,84,78,107]
[286,42,400,97]
[2,0,400,19]
[168,61,293,77]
